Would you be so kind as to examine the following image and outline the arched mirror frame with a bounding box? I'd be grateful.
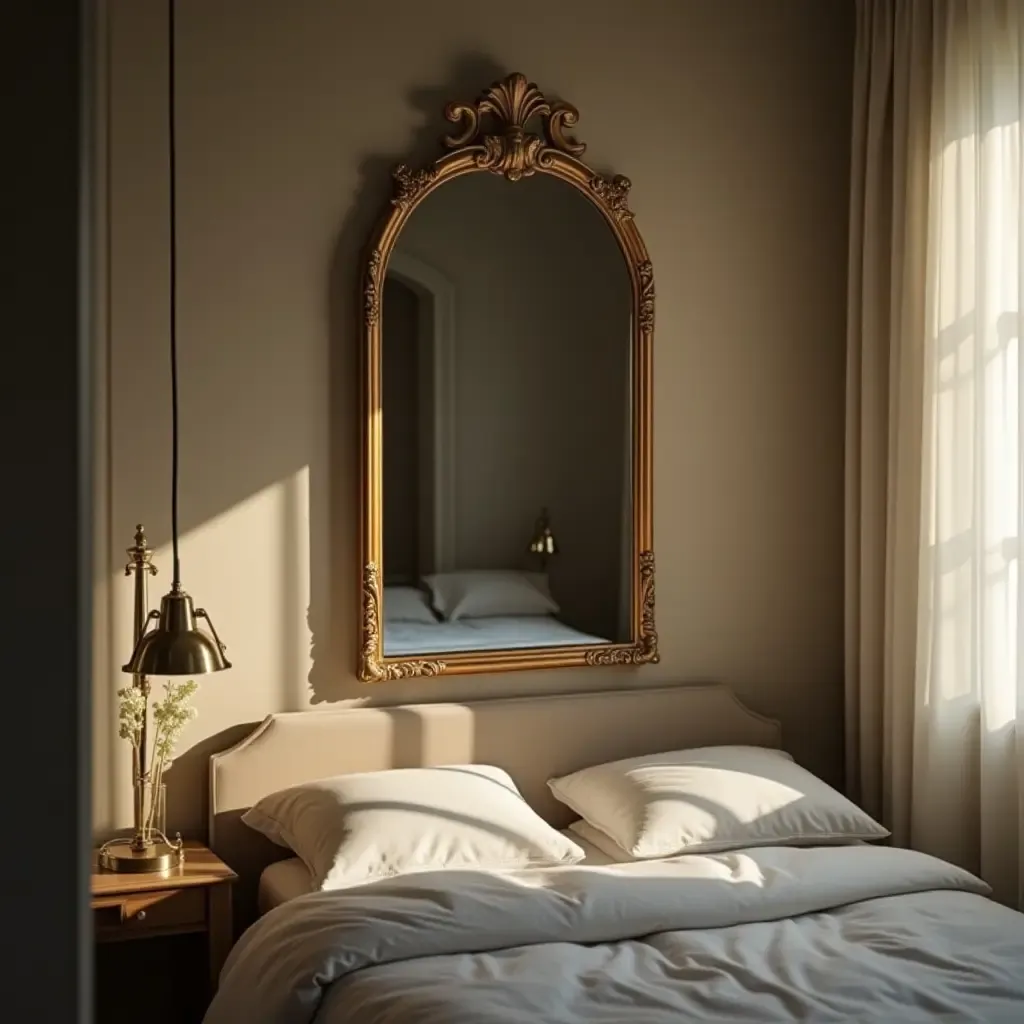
[358,73,658,681]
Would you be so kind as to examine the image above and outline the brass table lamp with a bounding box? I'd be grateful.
[98,0,230,874]
[96,527,187,872]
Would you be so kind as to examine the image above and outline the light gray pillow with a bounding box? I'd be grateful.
[422,570,559,621]
[382,585,438,624]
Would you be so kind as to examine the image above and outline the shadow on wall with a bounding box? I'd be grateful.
[164,723,257,841]
[308,53,513,705]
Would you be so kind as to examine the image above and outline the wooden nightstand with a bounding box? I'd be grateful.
[92,840,238,994]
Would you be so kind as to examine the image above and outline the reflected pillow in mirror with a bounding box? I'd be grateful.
[242,764,586,890]
[548,745,889,859]
[383,586,439,624]
[422,570,559,621]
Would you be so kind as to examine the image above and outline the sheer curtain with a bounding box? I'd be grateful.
[915,1,1024,908]
[847,0,1024,909]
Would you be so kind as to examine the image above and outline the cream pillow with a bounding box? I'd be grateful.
[243,764,585,890]
[567,818,639,861]
[548,745,889,859]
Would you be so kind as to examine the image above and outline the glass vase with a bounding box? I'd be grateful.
[134,779,167,845]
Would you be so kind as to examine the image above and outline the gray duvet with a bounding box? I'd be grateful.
[205,845,1024,1023]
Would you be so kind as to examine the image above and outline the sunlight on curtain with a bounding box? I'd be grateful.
[915,2,1023,906]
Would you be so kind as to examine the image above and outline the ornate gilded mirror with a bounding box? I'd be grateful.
[358,73,657,681]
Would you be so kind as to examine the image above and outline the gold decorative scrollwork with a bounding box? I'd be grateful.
[364,249,382,327]
[360,562,446,682]
[637,260,655,333]
[392,164,439,209]
[589,175,633,220]
[636,549,659,660]
[585,552,659,666]
[442,72,586,181]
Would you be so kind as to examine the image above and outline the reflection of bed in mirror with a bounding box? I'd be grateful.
[380,172,632,655]
[384,617,609,655]
[381,575,611,656]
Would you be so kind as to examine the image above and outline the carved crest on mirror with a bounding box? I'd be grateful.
[358,73,658,681]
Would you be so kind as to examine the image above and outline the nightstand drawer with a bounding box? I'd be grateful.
[94,887,205,939]
[92,841,237,1001]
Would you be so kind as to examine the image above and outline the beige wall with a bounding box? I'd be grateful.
[92,0,854,838]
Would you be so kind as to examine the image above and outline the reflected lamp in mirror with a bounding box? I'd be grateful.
[528,508,558,570]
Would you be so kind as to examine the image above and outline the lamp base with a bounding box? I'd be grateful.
[97,833,185,874]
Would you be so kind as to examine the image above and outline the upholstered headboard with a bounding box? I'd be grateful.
[209,683,781,931]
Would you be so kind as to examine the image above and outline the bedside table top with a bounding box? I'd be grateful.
[92,840,237,896]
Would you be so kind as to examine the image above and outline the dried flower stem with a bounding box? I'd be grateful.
[117,678,198,842]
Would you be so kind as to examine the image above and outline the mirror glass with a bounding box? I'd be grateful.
[380,171,633,657]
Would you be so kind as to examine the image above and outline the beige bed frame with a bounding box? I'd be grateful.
[209,683,781,930]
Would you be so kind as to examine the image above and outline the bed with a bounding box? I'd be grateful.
[205,685,1024,1024]
[383,613,609,655]
[381,575,612,655]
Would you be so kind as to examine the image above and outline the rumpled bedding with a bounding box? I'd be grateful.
[204,844,1024,1023]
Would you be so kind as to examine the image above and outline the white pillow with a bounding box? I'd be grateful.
[566,818,639,860]
[383,585,438,624]
[567,817,873,863]
[242,764,585,890]
[422,570,559,621]
[548,745,889,859]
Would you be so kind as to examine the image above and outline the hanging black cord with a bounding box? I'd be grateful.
[168,0,181,588]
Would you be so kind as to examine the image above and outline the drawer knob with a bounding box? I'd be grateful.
[136,910,146,921]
